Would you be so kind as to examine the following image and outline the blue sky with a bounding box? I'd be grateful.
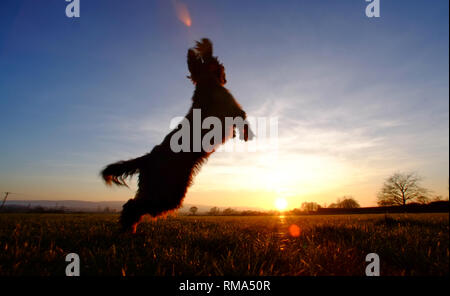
[0,0,448,208]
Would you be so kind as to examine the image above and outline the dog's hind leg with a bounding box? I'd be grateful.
[120,195,176,233]
[120,198,145,233]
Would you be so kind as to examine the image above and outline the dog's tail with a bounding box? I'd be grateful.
[101,154,149,187]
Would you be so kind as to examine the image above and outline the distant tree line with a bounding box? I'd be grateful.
[0,205,67,213]
[204,207,277,216]
[328,196,360,209]
[5,172,442,215]
[0,205,118,214]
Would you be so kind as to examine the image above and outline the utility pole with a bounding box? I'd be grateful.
[0,192,10,210]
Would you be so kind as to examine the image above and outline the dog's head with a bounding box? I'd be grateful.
[187,38,226,86]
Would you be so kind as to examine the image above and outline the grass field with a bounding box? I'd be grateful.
[0,213,448,276]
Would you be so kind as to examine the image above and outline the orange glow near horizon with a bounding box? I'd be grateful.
[174,1,192,27]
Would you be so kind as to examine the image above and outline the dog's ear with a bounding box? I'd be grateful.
[187,48,202,83]
[197,39,226,85]
[188,38,226,85]
[195,38,213,60]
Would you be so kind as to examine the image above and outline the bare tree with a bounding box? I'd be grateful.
[377,172,429,206]
[208,207,220,215]
[222,208,237,215]
[416,195,430,204]
[301,202,319,212]
[432,195,444,202]
[189,206,198,216]
[337,196,360,208]
[328,196,360,208]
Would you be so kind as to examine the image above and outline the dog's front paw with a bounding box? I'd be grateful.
[244,126,255,141]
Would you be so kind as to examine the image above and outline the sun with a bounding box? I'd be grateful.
[275,198,288,211]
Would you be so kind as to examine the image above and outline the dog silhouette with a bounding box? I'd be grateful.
[101,39,253,232]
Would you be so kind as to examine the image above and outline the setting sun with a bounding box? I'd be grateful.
[275,198,288,211]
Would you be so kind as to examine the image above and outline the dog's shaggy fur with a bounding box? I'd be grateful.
[101,39,253,232]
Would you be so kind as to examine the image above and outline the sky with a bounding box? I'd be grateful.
[0,0,448,209]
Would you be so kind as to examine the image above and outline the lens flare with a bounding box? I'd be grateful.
[174,1,192,27]
[289,224,301,237]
